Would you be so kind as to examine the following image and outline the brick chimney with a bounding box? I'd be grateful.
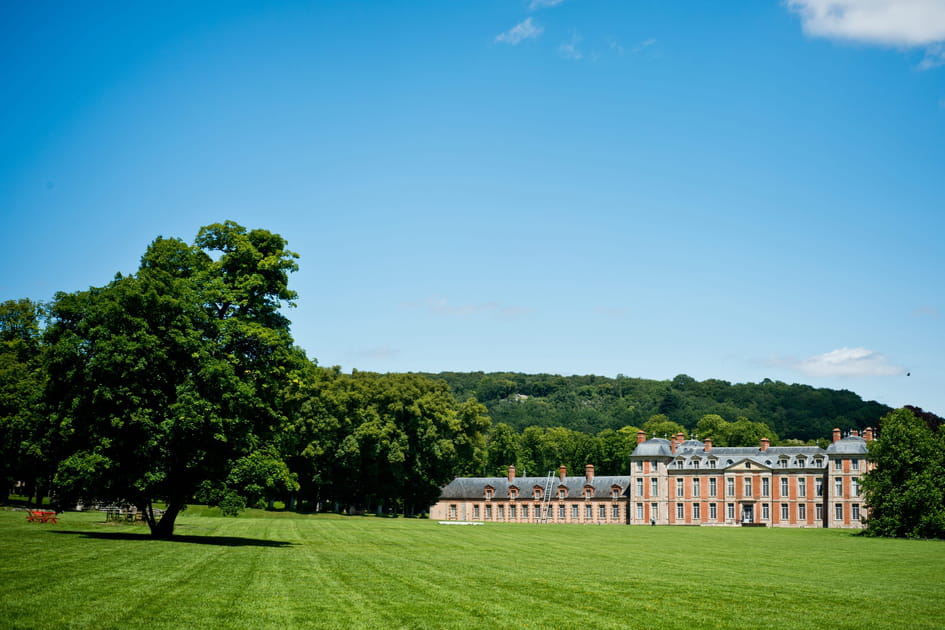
[760,437,770,452]
[864,427,874,441]
[703,438,712,452]
[636,430,646,444]
[585,464,595,483]
[508,465,516,483]
[559,465,567,482]
[833,428,841,443]
[670,439,676,455]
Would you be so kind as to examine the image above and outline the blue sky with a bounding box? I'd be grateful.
[2,1,944,417]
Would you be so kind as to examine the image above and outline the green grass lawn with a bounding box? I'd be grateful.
[1,508,942,630]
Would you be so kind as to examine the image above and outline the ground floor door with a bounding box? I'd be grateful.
[742,503,754,523]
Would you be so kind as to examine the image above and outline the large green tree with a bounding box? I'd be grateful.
[861,407,945,539]
[0,298,50,502]
[44,222,302,537]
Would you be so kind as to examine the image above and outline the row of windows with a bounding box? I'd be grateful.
[450,503,625,521]
[638,476,860,499]
[648,457,862,471]
[634,502,862,522]
[484,488,623,500]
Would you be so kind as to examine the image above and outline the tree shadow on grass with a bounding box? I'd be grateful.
[49,530,296,547]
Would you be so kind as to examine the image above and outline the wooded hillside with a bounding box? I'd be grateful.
[422,371,891,442]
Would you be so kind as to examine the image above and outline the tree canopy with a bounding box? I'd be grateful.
[861,407,945,539]
[44,222,303,537]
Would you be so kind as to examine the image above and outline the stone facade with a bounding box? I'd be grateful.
[431,429,872,528]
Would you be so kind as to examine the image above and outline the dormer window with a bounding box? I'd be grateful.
[558,488,567,499]
[584,488,593,500]
[675,459,684,469]
[509,487,518,499]
[691,458,700,469]
[533,488,542,500]
[814,458,823,467]
[611,487,621,499]
[484,487,494,500]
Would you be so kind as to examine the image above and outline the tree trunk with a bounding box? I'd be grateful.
[148,501,184,538]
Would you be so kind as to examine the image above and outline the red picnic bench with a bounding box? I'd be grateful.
[26,510,59,524]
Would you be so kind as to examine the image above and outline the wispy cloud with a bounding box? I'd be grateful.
[559,32,583,59]
[790,347,905,377]
[785,0,945,70]
[529,0,566,9]
[495,17,544,45]
[913,305,940,317]
[632,37,656,53]
[403,296,531,318]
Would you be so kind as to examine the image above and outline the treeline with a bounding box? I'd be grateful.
[421,371,891,442]
[0,222,894,537]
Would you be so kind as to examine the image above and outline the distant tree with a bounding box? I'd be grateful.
[45,222,301,537]
[861,408,945,539]
[642,415,686,440]
[486,423,520,476]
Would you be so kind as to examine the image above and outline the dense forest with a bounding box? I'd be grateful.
[422,371,890,442]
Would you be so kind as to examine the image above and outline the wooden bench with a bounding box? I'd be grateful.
[26,510,59,524]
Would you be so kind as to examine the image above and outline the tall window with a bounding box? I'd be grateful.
[693,503,701,520]
[676,478,684,497]
[559,505,565,519]
[835,478,843,497]
[852,504,860,521]
[585,504,592,519]
[650,478,659,497]
[636,503,644,520]
[692,478,700,497]
[851,459,859,471]
[709,503,718,520]
[835,503,843,520]
[498,505,504,519]
[780,503,789,520]
[780,477,789,497]
[726,503,735,520]
[816,504,823,521]
[851,477,859,497]
[486,505,492,519]
[676,503,684,520]
[599,505,606,519]
[509,505,516,518]
[835,458,842,471]
[473,505,480,519]
[709,478,718,497]
[815,478,824,497]
[762,503,770,520]
[762,478,770,497]
[636,478,644,496]
[651,503,659,519]
[726,478,735,497]
[798,503,806,520]
[744,478,752,497]
[571,505,578,519]
[636,460,644,472]
[449,505,457,519]
[521,505,528,519]
[612,505,620,519]
[798,478,807,497]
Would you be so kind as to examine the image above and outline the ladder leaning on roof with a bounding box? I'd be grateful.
[539,471,555,523]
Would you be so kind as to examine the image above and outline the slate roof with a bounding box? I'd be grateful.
[632,438,829,470]
[438,475,631,500]
[826,435,869,455]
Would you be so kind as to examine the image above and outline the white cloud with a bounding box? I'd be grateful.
[529,0,566,9]
[794,347,904,377]
[919,42,945,68]
[786,0,945,46]
[559,33,584,59]
[495,17,544,45]
[403,296,531,318]
[632,37,657,53]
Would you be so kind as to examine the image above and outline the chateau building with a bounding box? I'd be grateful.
[430,428,872,528]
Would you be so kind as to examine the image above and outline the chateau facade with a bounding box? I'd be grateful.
[430,428,872,528]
